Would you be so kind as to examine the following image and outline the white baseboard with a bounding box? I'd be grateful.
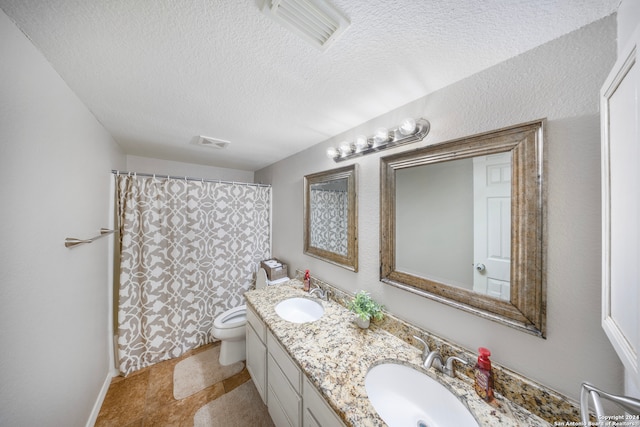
[86,373,113,427]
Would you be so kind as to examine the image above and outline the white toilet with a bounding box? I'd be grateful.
[211,268,268,365]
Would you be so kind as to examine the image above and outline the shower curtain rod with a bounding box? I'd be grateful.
[111,170,270,188]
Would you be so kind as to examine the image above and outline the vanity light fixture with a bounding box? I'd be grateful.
[326,118,430,162]
[338,141,353,157]
[354,134,368,152]
[373,127,390,145]
[399,117,417,136]
[326,146,339,159]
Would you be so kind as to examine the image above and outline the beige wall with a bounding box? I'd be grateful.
[0,9,260,424]
[125,155,255,182]
[395,159,474,289]
[256,15,623,401]
[0,9,126,427]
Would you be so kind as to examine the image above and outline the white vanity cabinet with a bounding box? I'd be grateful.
[246,305,268,403]
[600,22,640,391]
[303,376,346,427]
[245,304,347,427]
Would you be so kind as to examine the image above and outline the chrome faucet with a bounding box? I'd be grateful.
[443,355,469,377]
[309,285,332,301]
[424,350,445,372]
[413,335,469,377]
[413,335,431,360]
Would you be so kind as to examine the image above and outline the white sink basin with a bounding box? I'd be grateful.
[275,297,324,323]
[365,363,479,427]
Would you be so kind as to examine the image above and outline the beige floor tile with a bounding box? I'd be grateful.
[96,343,258,426]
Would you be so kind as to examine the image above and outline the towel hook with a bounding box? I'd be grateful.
[65,228,116,248]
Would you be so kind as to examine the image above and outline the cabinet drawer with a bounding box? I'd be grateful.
[268,354,302,427]
[267,331,302,393]
[247,304,266,343]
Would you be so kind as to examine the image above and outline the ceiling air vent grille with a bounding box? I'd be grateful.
[197,136,230,149]
[262,0,350,51]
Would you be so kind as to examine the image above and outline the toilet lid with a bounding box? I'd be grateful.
[214,305,247,329]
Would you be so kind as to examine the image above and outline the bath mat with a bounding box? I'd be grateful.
[193,381,274,427]
[173,346,244,400]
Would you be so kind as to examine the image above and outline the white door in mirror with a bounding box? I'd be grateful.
[473,152,512,300]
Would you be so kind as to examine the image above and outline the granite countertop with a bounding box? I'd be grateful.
[245,281,551,427]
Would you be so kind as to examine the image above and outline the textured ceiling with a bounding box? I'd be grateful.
[0,0,619,171]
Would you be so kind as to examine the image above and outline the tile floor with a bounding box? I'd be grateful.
[95,343,255,426]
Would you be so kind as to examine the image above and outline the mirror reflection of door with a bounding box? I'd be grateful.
[472,153,512,300]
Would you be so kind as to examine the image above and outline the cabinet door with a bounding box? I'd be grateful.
[303,377,345,427]
[268,354,302,427]
[601,22,640,390]
[246,322,267,403]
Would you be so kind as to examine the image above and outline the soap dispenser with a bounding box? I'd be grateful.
[474,347,494,402]
[303,270,311,292]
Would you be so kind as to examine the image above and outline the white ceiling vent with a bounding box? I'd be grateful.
[196,135,230,149]
[262,0,350,51]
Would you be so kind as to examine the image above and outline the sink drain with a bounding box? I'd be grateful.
[417,421,429,427]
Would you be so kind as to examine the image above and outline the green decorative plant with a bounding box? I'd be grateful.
[348,290,384,322]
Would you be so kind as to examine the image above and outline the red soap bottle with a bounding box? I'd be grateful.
[303,270,311,292]
[474,347,495,402]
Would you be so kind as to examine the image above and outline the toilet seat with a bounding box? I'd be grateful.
[213,304,247,330]
[210,269,270,365]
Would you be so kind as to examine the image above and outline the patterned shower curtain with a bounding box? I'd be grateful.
[115,174,271,375]
[309,189,348,256]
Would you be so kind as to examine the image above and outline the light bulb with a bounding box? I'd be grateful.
[326,147,339,159]
[354,135,369,151]
[338,141,353,157]
[373,127,389,145]
[399,118,417,136]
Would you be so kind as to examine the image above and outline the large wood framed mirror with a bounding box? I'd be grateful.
[380,120,546,337]
[304,164,358,271]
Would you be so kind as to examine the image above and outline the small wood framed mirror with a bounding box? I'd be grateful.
[304,164,358,272]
